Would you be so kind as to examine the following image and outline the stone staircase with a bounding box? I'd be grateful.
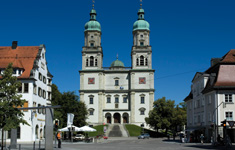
[107,124,129,137]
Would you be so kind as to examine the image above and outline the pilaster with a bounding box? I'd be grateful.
[131,91,135,123]
[98,92,103,123]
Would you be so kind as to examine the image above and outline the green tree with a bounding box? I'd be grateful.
[51,84,88,128]
[171,102,187,134]
[145,97,175,134]
[0,63,28,150]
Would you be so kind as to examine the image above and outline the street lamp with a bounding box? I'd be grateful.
[212,101,225,144]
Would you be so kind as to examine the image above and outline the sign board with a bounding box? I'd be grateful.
[103,126,107,133]
[228,121,235,128]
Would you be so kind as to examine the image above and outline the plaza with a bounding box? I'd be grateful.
[8,137,235,150]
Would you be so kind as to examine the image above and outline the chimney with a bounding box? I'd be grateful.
[12,41,18,49]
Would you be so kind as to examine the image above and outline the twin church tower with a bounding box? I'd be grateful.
[79,2,155,126]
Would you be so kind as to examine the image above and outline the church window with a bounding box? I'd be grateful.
[86,59,89,66]
[123,97,127,103]
[139,107,146,115]
[95,59,98,66]
[140,94,145,104]
[115,80,119,86]
[140,56,144,66]
[90,56,94,66]
[140,42,144,46]
[89,108,94,115]
[107,97,111,103]
[90,43,94,47]
[89,95,94,104]
[145,58,148,66]
[136,58,139,66]
[115,97,119,103]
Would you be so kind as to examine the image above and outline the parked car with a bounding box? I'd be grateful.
[138,133,150,139]
[73,134,85,141]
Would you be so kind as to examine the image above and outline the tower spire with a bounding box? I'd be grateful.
[92,0,95,9]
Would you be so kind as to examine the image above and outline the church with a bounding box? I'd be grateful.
[79,3,155,126]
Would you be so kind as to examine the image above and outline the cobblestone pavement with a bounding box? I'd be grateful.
[11,137,235,150]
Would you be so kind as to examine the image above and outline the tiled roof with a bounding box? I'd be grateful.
[0,46,39,79]
[221,49,235,63]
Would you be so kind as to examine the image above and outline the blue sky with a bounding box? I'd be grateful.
[1,0,235,104]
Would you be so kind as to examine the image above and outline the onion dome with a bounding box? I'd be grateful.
[133,8,150,31]
[85,8,101,32]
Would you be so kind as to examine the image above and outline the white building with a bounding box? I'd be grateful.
[79,5,155,126]
[0,41,52,142]
[184,50,235,143]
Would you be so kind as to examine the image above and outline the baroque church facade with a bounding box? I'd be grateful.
[79,4,155,126]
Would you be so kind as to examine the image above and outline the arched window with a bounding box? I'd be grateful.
[145,58,148,66]
[140,55,144,66]
[95,59,98,66]
[89,95,94,104]
[90,56,94,66]
[136,58,139,66]
[88,108,95,115]
[86,59,89,66]
[139,107,146,115]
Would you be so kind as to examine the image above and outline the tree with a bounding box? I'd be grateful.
[145,97,175,134]
[51,84,88,128]
[0,63,28,150]
[171,102,187,134]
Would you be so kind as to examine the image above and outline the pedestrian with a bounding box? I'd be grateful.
[57,131,62,148]
[200,134,204,144]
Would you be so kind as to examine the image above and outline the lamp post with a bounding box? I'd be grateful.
[212,101,224,144]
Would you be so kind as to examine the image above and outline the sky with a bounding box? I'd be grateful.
[0,0,235,104]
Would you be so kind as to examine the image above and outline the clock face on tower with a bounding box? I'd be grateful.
[88,78,95,84]
[139,77,146,84]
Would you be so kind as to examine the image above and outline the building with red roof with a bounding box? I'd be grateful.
[184,49,235,143]
[0,41,52,142]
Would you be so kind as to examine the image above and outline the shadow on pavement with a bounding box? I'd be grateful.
[185,144,235,150]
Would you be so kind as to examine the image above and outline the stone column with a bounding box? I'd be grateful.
[131,92,135,123]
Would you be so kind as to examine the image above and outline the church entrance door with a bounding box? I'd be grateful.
[105,113,112,124]
[122,113,129,123]
[113,113,121,123]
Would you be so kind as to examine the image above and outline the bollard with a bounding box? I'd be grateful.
[33,141,35,150]
[39,141,41,150]
[19,144,21,150]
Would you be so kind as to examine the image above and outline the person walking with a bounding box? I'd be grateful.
[200,134,204,144]
[57,131,62,148]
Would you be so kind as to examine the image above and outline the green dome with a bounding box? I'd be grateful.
[110,59,125,68]
[85,21,101,32]
[133,8,150,31]
[84,8,101,32]
[133,20,150,31]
